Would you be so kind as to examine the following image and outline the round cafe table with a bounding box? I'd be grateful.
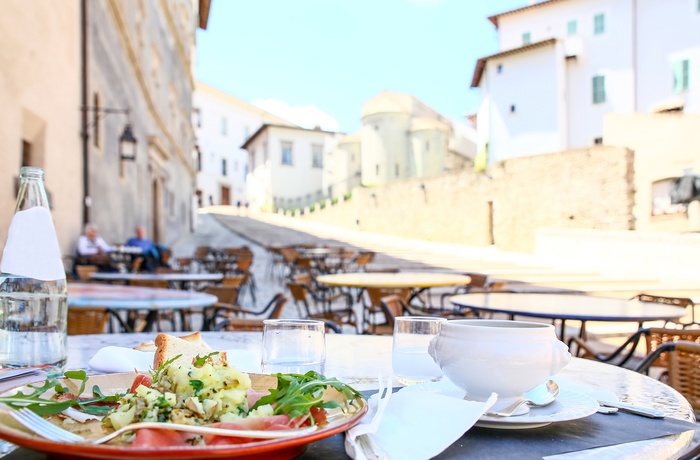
[49,332,697,460]
[316,271,471,289]
[68,283,217,332]
[0,333,694,459]
[89,272,223,288]
[449,292,688,343]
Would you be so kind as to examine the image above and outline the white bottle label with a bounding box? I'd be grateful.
[1,207,65,281]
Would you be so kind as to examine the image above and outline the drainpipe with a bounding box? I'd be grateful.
[80,0,90,225]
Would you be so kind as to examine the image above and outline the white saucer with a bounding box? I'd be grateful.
[402,379,599,430]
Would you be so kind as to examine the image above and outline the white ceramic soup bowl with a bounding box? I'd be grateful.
[428,319,570,407]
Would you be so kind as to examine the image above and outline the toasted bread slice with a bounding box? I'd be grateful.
[135,331,209,352]
[152,332,227,369]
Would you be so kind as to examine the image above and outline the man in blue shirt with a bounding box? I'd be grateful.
[126,225,158,271]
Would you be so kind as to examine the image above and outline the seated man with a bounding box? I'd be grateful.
[126,225,158,272]
[77,223,112,256]
[75,223,114,272]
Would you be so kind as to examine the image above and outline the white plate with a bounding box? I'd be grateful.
[402,379,599,429]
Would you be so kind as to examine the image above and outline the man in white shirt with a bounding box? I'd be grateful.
[77,223,112,256]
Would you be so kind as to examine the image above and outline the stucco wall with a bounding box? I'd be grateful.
[300,146,634,252]
[0,0,82,261]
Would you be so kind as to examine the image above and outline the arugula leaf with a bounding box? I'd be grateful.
[251,371,362,424]
[192,352,219,367]
[189,379,204,393]
[150,354,182,382]
[0,370,124,416]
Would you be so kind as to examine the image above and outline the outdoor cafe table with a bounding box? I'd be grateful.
[0,332,687,459]
[68,283,217,332]
[89,272,223,289]
[449,292,689,343]
[316,271,471,303]
[316,272,471,290]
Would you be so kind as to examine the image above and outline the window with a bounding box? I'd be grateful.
[673,59,690,93]
[244,126,250,140]
[222,158,227,176]
[281,142,293,165]
[594,13,605,34]
[196,147,202,172]
[593,137,603,145]
[567,20,577,35]
[497,64,503,74]
[592,75,606,104]
[522,32,531,45]
[697,0,700,12]
[193,108,201,127]
[312,144,323,168]
[375,164,380,176]
[221,117,227,136]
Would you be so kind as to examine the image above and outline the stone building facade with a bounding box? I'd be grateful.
[85,0,208,247]
[0,0,209,259]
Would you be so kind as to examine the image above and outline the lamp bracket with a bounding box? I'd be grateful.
[81,106,131,132]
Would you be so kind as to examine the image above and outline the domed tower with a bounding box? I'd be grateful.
[360,91,451,185]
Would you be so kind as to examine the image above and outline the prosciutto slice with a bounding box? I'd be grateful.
[129,413,317,447]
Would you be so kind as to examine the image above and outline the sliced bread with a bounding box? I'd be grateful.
[152,332,227,369]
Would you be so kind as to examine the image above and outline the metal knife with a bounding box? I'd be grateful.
[597,400,665,418]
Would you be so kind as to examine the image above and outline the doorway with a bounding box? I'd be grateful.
[221,186,230,205]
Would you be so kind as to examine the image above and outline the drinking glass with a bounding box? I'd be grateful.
[392,316,446,385]
[261,319,326,375]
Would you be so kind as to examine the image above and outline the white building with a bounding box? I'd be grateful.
[333,91,475,190]
[242,125,344,212]
[472,0,700,165]
[193,83,297,207]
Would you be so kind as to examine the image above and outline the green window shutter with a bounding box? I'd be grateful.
[673,59,690,93]
[594,14,605,34]
[593,75,606,104]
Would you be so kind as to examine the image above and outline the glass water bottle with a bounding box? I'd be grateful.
[0,166,67,377]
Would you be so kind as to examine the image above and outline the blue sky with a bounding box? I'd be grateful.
[196,0,527,134]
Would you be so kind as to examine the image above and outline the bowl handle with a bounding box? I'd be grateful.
[551,339,572,374]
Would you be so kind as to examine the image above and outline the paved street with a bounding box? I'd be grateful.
[170,210,678,339]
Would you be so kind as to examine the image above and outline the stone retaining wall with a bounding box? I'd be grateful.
[299,146,635,252]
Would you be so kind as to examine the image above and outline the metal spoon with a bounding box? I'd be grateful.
[485,380,560,417]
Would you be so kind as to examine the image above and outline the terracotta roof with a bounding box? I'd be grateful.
[240,124,340,150]
[470,38,557,88]
[488,0,564,29]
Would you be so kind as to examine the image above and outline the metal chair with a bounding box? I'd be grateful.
[213,294,288,332]
[569,327,700,371]
[286,280,357,332]
[75,265,98,282]
[201,285,241,330]
[367,295,411,335]
[67,307,130,334]
[632,293,697,328]
[635,340,700,411]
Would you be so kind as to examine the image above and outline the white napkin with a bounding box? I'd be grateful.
[88,346,258,373]
[345,377,497,460]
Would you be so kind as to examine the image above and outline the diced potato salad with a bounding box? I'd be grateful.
[105,355,270,430]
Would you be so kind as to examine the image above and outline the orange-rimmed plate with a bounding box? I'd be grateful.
[0,372,368,459]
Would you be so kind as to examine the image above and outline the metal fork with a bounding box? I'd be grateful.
[9,409,84,443]
[9,408,318,444]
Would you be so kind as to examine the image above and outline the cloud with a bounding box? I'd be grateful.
[252,99,340,132]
